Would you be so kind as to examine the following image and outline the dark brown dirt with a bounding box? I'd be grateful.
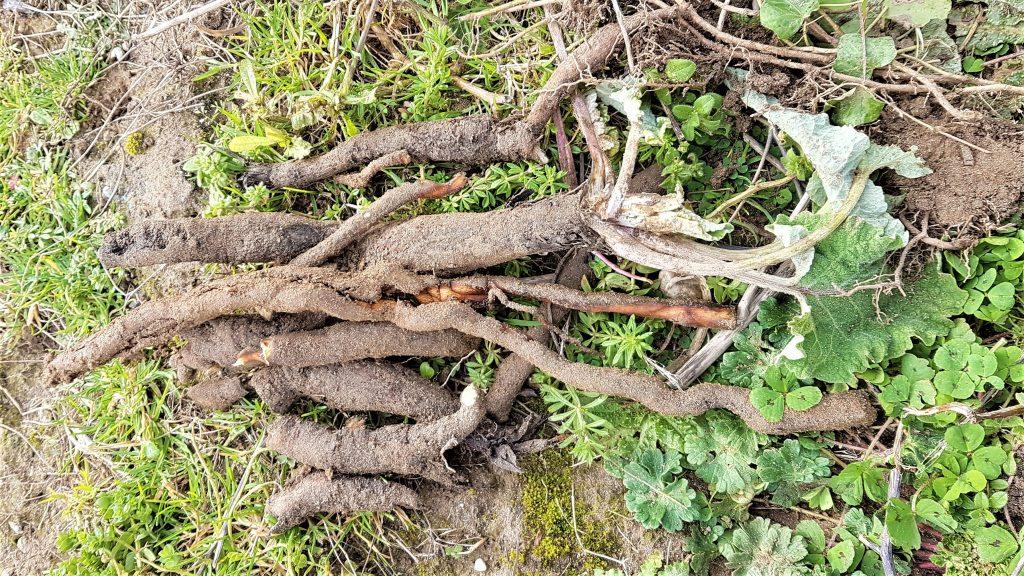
[266,471,420,533]
[258,321,479,368]
[878,115,1024,229]
[251,362,459,420]
[266,386,486,485]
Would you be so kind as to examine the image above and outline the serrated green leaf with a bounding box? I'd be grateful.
[666,59,697,82]
[619,448,706,532]
[719,518,809,576]
[834,35,897,78]
[684,413,764,494]
[757,439,832,506]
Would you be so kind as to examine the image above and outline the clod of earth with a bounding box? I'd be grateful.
[250,362,458,420]
[266,472,420,534]
[266,386,486,485]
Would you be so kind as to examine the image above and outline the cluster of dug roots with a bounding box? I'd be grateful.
[46,5,883,532]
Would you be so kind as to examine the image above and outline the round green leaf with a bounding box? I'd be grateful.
[827,540,856,572]
[751,387,785,422]
[944,423,985,452]
[665,59,697,82]
[972,446,1008,479]
[976,525,1019,563]
[834,35,897,78]
[786,386,824,411]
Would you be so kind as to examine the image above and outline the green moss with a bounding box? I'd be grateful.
[520,450,620,573]
[122,131,146,155]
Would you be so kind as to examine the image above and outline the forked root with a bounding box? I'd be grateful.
[251,362,459,420]
[266,386,485,485]
[266,472,420,533]
[243,322,479,369]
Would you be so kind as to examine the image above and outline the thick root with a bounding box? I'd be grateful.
[266,472,420,533]
[245,115,541,189]
[178,314,327,372]
[186,375,249,411]
[248,321,479,368]
[346,193,593,274]
[387,301,877,434]
[98,213,334,268]
[266,386,485,485]
[251,362,459,420]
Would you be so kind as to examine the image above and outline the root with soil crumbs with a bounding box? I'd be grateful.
[46,2,909,531]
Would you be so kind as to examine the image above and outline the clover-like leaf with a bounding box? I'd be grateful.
[884,498,921,551]
[826,540,856,572]
[944,423,985,452]
[751,387,785,422]
[786,387,823,411]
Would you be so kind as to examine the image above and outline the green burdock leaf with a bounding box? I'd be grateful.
[618,449,706,531]
[976,525,1019,562]
[884,0,951,27]
[760,0,820,39]
[885,499,921,551]
[719,518,809,576]
[828,86,884,126]
[834,35,897,78]
[788,216,967,384]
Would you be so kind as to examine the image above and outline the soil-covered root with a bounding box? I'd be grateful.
[251,362,459,420]
[289,173,469,267]
[177,314,327,373]
[98,213,334,267]
[266,386,485,485]
[186,375,249,411]
[417,275,736,329]
[243,321,479,368]
[244,114,542,189]
[346,192,594,273]
[266,472,420,533]
[44,266,429,383]
[485,250,590,421]
[387,301,877,434]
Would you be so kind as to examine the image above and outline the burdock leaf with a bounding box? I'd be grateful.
[884,0,951,27]
[828,86,884,126]
[834,35,897,78]
[760,0,820,39]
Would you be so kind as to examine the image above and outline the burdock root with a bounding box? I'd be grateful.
[251,362,459,421]
[266,472,420,533]
[267,386,485,485]
[177,314,327,373]
[241,322,479,368]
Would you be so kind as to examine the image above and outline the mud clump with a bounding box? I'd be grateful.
[879,116,1024,229]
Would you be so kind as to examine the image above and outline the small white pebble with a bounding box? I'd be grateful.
[473,558,487,572]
